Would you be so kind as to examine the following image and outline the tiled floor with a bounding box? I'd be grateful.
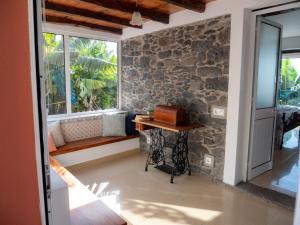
[250,128,300,197]
[69,152,294,225]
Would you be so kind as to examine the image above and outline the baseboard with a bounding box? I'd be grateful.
[66,148,140,171]
[53,137,140,167]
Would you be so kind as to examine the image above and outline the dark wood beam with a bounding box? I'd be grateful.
[162,0,206,13]
[45,2,142,29]
[79,0,169,24]
[45,15,123,34]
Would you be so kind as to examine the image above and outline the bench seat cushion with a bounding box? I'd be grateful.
[50,134,139,156]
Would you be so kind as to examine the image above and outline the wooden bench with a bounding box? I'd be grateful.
[50,157,127,225]
[50,134,139,156]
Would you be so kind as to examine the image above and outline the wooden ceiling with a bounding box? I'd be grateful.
[43,0,212,35]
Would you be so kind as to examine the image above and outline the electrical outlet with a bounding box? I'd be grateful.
[211,106,226,119]
[203,154,215,168]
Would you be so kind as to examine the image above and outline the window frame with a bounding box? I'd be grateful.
[43,32,67,115]
[43,24,121,120]
[282,49,300,59]
[278,49,300,107]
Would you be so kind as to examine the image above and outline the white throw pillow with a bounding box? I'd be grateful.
[48,121,66,147]
[102,114,126,136]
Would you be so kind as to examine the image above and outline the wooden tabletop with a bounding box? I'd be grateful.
[133,120,203,132]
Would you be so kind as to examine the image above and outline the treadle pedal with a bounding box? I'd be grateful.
[155,164,174,174]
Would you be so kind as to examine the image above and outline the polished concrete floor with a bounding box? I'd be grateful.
[69,152,294,225]
[250,128,300,197]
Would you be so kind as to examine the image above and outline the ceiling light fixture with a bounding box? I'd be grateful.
[130,0,143,26]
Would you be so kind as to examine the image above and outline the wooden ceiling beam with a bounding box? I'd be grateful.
[79,0,170,24]
[45,2,142,29]
[45,15,123,34]
[162,0,206,13]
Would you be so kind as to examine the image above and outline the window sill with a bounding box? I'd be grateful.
[47,109,127,122]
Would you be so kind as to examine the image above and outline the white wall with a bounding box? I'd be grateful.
[283,36,300,50]
[122,0,297,185]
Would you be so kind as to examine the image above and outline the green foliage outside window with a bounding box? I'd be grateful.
[279,58,300,106]
[70,37,117,112]
[43,33,66,115]
[43,33,118,115]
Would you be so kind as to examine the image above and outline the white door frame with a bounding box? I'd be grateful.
[240,2,300,183]
[28,0,51,224]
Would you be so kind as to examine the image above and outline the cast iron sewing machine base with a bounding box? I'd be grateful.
[144,128,192,183]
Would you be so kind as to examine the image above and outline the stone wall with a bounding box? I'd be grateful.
[121,15,231,180]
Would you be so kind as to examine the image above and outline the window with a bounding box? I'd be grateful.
[42,32,118,116]
[278,52,300,107]
[69,37,118,113]
[43,33,67,115]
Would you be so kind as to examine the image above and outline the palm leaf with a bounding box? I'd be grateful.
[78,78,105,98]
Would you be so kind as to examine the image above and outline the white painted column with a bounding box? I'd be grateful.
[223,8,247,185]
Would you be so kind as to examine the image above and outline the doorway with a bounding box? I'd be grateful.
[247,7,300,198]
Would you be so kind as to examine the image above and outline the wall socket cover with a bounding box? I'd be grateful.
[203,154,215,168]
[146,136,151,144]
[211,106,227,119]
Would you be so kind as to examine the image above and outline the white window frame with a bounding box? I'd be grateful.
[42,23,122,120]
[282,51,300,59]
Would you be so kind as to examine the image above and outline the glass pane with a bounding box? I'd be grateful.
[278,56,300,106]
[256,22,280,109]
[43,33,67,115]
[69,37,118,113]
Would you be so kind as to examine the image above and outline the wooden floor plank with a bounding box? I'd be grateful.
[50,157,127,225]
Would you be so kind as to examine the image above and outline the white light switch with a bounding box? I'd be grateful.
[204,154,215,168]
[205,156,212,165]
[211,106,226,119]
[147,136,151,144]
[214,108,224,116]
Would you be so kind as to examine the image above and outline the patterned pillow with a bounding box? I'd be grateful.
[60,115,102,142]
[102,114,126,136]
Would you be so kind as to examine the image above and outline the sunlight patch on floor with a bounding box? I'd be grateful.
[84,181,223,223]
[125,199,222,222]
[85,181,122,213]
[271,162,299,193]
